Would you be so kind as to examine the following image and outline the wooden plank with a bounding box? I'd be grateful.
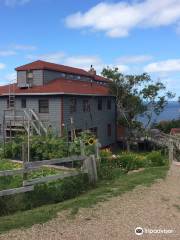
[0,167,38,177]
[25,155,86,168]
[0,168,24,177]
[0,186,34,197]
[23,171,80,186]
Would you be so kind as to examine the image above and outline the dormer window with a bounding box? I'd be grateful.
[27,70,33,85]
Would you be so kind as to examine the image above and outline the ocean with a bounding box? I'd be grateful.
[139,101,180,125]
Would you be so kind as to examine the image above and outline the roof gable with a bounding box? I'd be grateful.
[15,60,109,82]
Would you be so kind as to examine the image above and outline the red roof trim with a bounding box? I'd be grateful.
[170,128,180,135]
[15,60,110,82]
[0,78,111,96]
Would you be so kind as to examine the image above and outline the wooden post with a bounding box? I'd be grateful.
[169,139,174,164]
[83,155,98,184]
[22,143,28,180]
[95,139,101,165]
[80,140,85,156]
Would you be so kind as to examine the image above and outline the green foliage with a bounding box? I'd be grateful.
[154,119,180,134]
[0,166,169,234]
[146,151,166,167]
[69,131,96,156]
[102,67,174,135]
[98,150,167,178]
[30,135,68,160]
[2,131,97,161]
[0,173,89,216]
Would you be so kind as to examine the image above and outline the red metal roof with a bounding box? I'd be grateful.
[0,78,111,96]
[15,60,109,82]
[170,128,180,135]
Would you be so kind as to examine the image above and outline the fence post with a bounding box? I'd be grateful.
[169,139,174,163]
[80,140,85,156]
[95,139,101,165]
[22,143,28,180]
[83,155,98,184]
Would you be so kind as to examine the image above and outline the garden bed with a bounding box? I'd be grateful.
[0,159,66,191]
[0,159,89,217]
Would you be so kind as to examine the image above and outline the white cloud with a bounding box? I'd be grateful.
[27,52,65,63]
[4,72,16,82]
[116,64,129,73]
[65,0,180,38]
[2,0,30,6]
[0,63,6,70]
[0,50,16,56]
[26,52,130,73]
[13,44,37,51]
[64,55,102,71]
[117,55,153,64]
[144,59,180,73]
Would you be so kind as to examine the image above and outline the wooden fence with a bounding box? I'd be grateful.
[0,154,98,197]
[148,131,180,162]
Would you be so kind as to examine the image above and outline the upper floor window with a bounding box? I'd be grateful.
[83,98,90,112]
[39,99,49,113]
[107,98,111,110]
[26,70,33,86]
[21,98,26,108]
[98,97,103,111]
[70,97,77,113]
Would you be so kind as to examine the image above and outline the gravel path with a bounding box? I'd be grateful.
[1,164,180,240]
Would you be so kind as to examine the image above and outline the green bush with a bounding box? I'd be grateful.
[146,151,166,167]
[0,173,89,216]
[99,150,167,178]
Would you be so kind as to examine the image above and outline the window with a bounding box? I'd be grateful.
[89,127,98,137]
[107,124,112,137]
[39,99,49,113]
[7,97,15,108]
[83,98,90,112]
[98,97,102,110]
[70,97,77,113]
[26,70,33,85]
[21,98,26,108]
[107,98,111,110]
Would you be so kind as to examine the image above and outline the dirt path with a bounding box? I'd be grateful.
[1,164,180,240]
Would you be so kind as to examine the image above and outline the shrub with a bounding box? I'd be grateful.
[115,153,147,172]
[0,173,89,216]
[145,151,166,167]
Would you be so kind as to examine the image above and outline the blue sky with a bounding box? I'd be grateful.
[0,0,180,99]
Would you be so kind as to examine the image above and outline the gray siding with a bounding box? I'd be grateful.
[17,70,43,87]
[33,70,43,86]
[63,96,116,146]
[17,71,26,87]
[0,96,62,139]
[0,95,116,146]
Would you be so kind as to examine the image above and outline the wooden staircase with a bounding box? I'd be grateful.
[3,108,48,141]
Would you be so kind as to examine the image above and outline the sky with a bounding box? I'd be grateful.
[0,0,180,99]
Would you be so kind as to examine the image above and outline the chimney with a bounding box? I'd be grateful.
[88,65,96,75]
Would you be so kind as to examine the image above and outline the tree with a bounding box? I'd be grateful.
[102,67,175,150]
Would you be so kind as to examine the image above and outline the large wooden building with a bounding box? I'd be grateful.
[0,60,116,146]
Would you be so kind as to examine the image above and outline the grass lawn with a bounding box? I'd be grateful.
[0,165,169,234]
